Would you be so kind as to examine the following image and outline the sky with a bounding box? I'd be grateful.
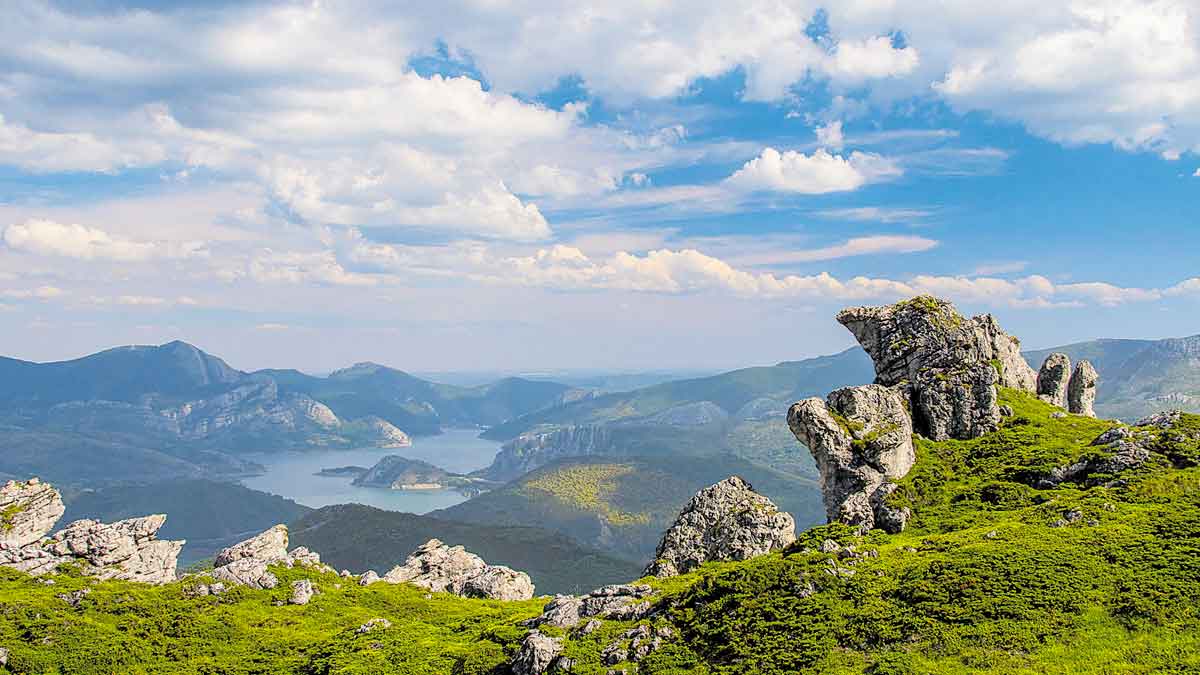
[0,0,1198,374]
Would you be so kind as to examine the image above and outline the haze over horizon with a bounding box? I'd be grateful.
[1,1,1198,372]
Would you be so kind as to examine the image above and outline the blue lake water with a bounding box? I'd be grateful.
[240,428,502,514]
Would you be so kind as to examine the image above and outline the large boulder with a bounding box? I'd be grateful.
[788,385,915,533]
[1068,360,1099,417]
[0,478,65,548]
[511,631,566,675]
[526,584,656,629]
[836,296,1036,440]
[210,525,334,590]
[644,476,795,578]
[0,514,182,584]
[1036,353,1072,408]
[214,524,289,567]
[382,539,534,600]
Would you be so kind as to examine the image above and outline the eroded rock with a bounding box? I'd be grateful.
[788,385,915,532]
[645,476,794,578]
[210,524,334,589]
[527,584,656,629]
[0,478,65,548]
[1068,360,1099,417]
[289,579,316,605]
[511,631,565,675]
[382,539,534,600]
[0,514,183,584]
[1037,353,1072,408]
[214,524,288,567]
[836,296,1036,439]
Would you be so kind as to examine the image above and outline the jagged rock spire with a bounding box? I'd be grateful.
[1068,360,1099,417]
[1037,353,1072,408]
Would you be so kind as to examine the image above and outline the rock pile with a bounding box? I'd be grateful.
[0,479,65,548]
[381,538,534,600]
[644,476,795,578]
[788,385,916,533]
[0,479,183,584]
[836,295,1037,440]
[210,524,334,590]
[526,584,656,629]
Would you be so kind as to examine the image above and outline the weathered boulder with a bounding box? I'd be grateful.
[0,514,183,584]
[289,579,316,605]
[644,476,795,578]
[836,296,1036,439]
[788,385,915,533]
[527,584,656,629]
[1068,360,1099,417]
[214,524,288,567]
[382,539,534,600]
[511,631,566,675]
[0,478,65,548]
[1036,353,1072,408]
[210,525,334,589]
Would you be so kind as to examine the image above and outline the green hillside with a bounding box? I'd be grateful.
[2,391,1198,673]
[289,504,641,595]
[437,454,825,563]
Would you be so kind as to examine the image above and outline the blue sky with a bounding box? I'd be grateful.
[0,1,1197,372]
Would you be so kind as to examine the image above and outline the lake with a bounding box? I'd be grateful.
[240,428,502,514]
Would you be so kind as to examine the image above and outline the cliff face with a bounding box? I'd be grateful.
[481,425,617,482]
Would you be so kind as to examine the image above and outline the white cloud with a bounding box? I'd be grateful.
[3,219,207,261]
[234,250,377,287]
[829,37,920,80]
[3,286,64,299]
[816,207,933,223]
[1193,168,1200,177]
[814,121,845,150]
[972,261,1030,276]
[726,148,902,194]
[765,235,938,264]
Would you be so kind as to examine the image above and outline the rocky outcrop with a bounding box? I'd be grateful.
[1068,360,1099,417]
[511,631,566,675]
[0,514,182,584]
[1037,353,1072,408]
[382,539,534,600]
[289,579,316,605]
[527,584,656,629]
[0,478,65,548]
[788,385,915,533]
[210,525,334,590]
[644,476,795,578]
[836,296,1036,440]
[481,424,616,482]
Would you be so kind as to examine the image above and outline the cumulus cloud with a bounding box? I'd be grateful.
[814,121,845,150]
[726,148,902,194]
[829,37,920,80]
[3,219,206,261]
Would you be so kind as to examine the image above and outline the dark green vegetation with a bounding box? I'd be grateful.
[1025,334,1200,420]
[2,393,1200,673]
[290,504,641,595]
[62,480,312,565]
[0,341,575,488]
[438,454,825,562]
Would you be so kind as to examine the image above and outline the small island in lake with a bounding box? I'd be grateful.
[351,455,498,496]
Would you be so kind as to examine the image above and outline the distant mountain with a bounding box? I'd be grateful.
[289,503,641,595]
[476,348,875,479]
[437,454,825,563]
[61,479,312,565]
[1025,334,1200,420]
[0,342,579,488]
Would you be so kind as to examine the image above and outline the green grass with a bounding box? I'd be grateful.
[3,391,1199,673]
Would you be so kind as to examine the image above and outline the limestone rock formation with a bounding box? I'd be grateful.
[1037,353,1072,408]
[210,524,334,590]
[644,476,795,578]
[836,296,1036,440]
[526,584,656,629]
[1068,360,1099,417]
[0,478,65,548]
[788,385,915,533]
[0,514,182,584]
[511,631,566,675]
[289,579,316,605]
[382,539,534,600]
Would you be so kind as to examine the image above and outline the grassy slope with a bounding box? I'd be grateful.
[436,455,825,563]
[3,393,1199,674]
[289,504,642,596]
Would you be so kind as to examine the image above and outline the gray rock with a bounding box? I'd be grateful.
[382,538,534,600]
[214,524,289,567]
[1068,360,1099,417]
[355,618,391,634]
[788,385,915,533]
[1037,353,1072,408]
[1135,410,1184,428]
[1032,424,1153,488]
[0,513,183,584]
[289,579,315,605]
[0,478,65,548]
[837,296,1036,439]
[644,476,795,578]
[211,558,279,590]
[511,631,565,675]
[528,584,655,629]
[0,645,7,666]
[358,570,381,586]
